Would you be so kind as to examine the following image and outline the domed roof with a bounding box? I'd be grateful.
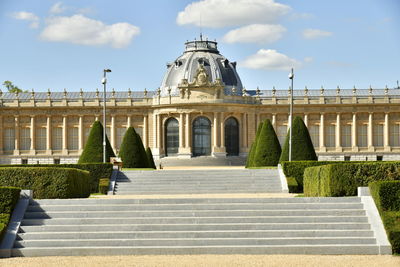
[160,38,243,96]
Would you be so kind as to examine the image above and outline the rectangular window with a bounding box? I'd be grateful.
[52,127,62,150]
[309,125,319,147]
[20,128,31,150]
[116,127,126,149]
[3,128,15,151]
[68,127,79,150]
[276,125,287,146]
[325,125,335,147]
[373,124,384,147]
[35,127,46,150]
[341,124,351,147]
[390,124,400,147]
[357,124,368,147]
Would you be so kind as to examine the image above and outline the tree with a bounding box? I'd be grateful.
[279,116,317,162]
[118,127,148,168]
[253,119,282,166]
[146,147,157,169]
[3,81,27,93]
[246,122,264,168]
[78,121,115,163]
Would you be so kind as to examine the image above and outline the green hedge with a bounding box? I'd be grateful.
[0,186,21,241]
[0,167,91,199]
[98,178,110,195]
[304,162,400,197]
[0,163,113,193]
[369,181,400,254]
[286,177,301,193]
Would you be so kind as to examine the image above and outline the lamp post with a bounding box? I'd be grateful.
[102,69,112,163]
[288,68,294,162]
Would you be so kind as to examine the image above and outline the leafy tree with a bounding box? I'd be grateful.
[3,81,27,93]
[279,116,317,162]
[78,121,115,163]
[246,122,263,168]
[146,147,157,169]
[118,127,148,168]
[253,119,282,166]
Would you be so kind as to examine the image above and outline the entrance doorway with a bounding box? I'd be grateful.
[192,116,211,156]
[225,117,239,156]
[165,118,179,156]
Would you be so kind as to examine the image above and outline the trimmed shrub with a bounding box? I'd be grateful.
[246,122,263,168]
[146,147,157,169]
[287,177,301,193]
[279,116,317,162]
[0,163,113,193]
[119,127,148,168]
[370,181,400,212]
[0,186,21,241]
[253,119,281,167]
[78,121,115,164]
[382,212,400,254]
[304,162,400,197]
[98,178,110,194]
[0,167,91,199]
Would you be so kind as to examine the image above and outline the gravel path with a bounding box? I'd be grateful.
[1,255,399,267]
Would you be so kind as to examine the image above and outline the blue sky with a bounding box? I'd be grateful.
[0,0,399,92]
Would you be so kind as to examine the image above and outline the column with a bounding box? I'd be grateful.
[127,116,131,128]
[30,116,35,153]
[46,115,51,153]
[78,116,83,151]
[156,114,162,150]
[352,113,357,151]
[0,116,3,154]
[14,116,20,155]
[368,113,373,150]
[153,113,157,148]
[336,113,341,150]
[143,115,148,148]
[62,115,67,153]
[319,113,325,151]
[304,114,308,127]
[110,115,116,150]
[220,112,225,149]
[185,113,190,148]
[384,113,390,150]
[242,113,248,148]
[213,112,218,148]
[179,113,184,148]
[272,113,276,130]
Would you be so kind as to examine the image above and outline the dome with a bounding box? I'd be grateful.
[160,38,243,96]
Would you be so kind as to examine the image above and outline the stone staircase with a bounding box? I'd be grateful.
[12,196,382,256]
[156,156,246,167]
[114,169,283,195]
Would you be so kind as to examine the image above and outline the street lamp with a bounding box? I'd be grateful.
[288,68,294,162]
[102,69,112,163]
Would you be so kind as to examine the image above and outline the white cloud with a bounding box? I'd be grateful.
[50,2,66,14]
[304,57,313,63]
[242,49,301,71]
[222,24,286,44]
[12,11,39,28]
[40,14,140,48]
[302,28,332,39]
[177,0,290,28]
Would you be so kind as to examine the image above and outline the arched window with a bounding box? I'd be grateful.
[192,116,211,156]
[165,118,179,156]
[225,117,239,156]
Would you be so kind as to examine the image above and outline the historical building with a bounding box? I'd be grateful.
[0,38,400,164]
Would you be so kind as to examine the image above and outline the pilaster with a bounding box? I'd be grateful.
[384,112,390,151]
[335,113,342,152]
[352,113,358,152]
[319,113,326,152]
[368,113,374,151]
[30,116,36,155]
[46,115,52,155]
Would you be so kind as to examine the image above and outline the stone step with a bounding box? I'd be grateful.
[19,222,372,233]
[17,230,374,240]
[11,244,381,257]
[23,209,366,219]
[26,203,364,212]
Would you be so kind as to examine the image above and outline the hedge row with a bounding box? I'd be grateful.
[0,163,113,193]
[0,167,91,199]
[369,181,400,254]
[304,162,400,197]
[98,178,110,195]
[0,186,21,241]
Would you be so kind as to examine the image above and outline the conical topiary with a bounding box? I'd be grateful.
[146,147,156,169]
[78,121,115,163]
[118,127,148,168]
[246,122,264,168]
[279,116,317,162]
[253,119,282,166]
